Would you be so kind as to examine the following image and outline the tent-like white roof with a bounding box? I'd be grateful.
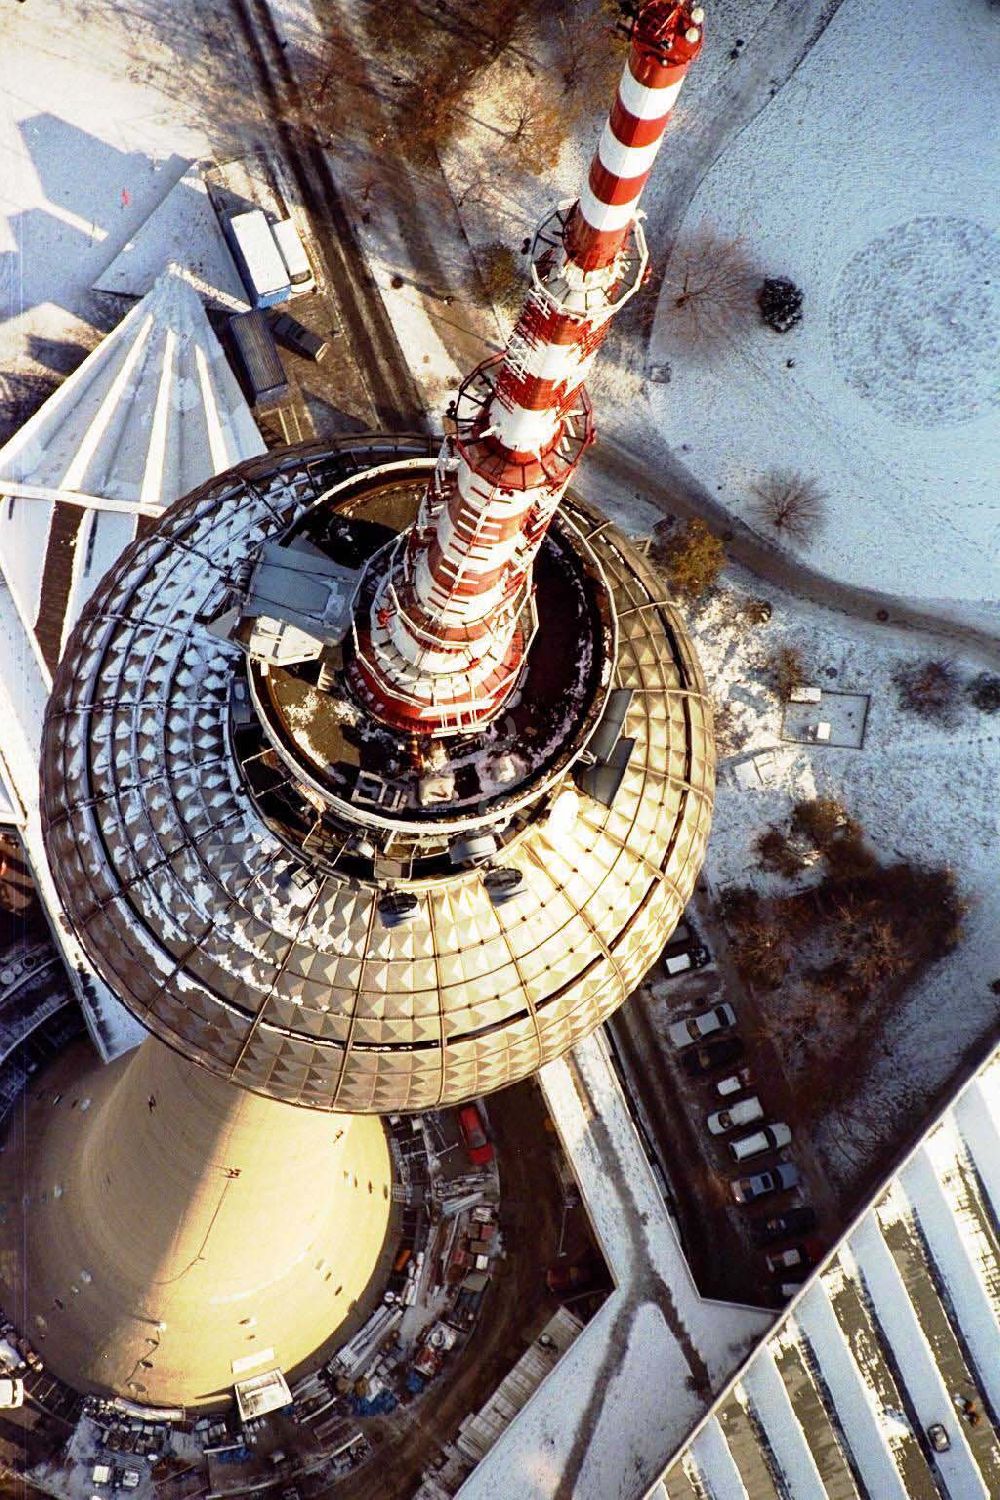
[656,1042,1000,1500]
[0,266,265,670]
[93,164,250,313]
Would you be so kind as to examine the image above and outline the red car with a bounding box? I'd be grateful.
[458,1104,494,1166]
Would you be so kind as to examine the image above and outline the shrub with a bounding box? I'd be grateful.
[755,827,807,879]
[733,921,790,989]
[892,659,961,726]
[751,471,827,542]
[769,645,806,702]
[967,673,1000,713]
[655,517,726,599]
[758,277,803,332]
[791,797,855,849]
[479,242,523,313]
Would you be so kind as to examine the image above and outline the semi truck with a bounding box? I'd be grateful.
[226,209,291,308]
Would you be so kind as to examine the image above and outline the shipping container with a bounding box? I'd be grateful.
[227,311,289,408]
[226,210,291,308]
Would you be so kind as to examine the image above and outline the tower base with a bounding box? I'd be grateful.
[0,1037,394,1408]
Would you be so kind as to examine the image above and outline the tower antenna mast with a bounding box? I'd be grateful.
[352,2,705,734]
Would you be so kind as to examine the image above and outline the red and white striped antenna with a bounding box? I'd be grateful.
[351,2,705,735]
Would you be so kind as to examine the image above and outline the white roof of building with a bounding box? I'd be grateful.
[0,266,264,671]
[93,164,250,313]
[656,1042,1000,1500]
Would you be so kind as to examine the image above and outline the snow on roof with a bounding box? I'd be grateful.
[93,163,251,313]
[660,1041,1000,1499]
[0,266,265,671]
[0,579,145,1061]
[457,1031,771,1500]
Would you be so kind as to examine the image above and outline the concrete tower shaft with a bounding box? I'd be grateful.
[0,1037,393,1406]
[353,3,705,734]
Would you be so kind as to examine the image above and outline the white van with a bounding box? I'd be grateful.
[271,218,316,296]
[729,1123,791,1162]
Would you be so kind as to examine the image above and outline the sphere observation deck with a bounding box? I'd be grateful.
[43,437,715,1113]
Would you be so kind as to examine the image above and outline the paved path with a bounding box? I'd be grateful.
[579,426,1000,670]
[460,1031,770,1500]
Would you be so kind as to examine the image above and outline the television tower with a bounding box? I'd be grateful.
[0,2,713,1410]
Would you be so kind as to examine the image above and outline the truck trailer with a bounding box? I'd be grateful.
[226,209,291,308]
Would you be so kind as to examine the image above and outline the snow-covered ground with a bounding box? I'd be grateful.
[648,0,1000,607]
[678,563,1000,1185]
[0,0,260,434]
[460,1030,770,1500]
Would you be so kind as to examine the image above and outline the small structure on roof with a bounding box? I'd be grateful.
[234,1367,293,1423]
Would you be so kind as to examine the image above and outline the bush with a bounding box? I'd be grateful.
[755,827,807,879]
[654,517,726,599]
[758,277,803,332]
[751,471,827,542]
[967,673,1000,713]
[769,645,806,702]
[791,797,855,849]
[892,659,961,726]
[479,242,523,313]
[733,921,790,989]
[821,831,880,881]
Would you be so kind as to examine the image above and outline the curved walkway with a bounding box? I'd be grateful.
[588,428,1000,669]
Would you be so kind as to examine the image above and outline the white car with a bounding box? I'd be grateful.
[707,1096,762,1135]
[716,1067,752,1097]
[729,1123,792,1161]
[0,1377,24,1408]
[668,1003,736,1050]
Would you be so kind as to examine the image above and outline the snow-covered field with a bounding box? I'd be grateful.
[684,565,1000,1184]
[0,0,259,434]
[648,0,1000,607]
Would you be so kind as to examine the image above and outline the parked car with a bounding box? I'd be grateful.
[270,312,330,362]
[668,1003,736,1050]
[664,951,693,976]
[729,1123,791,1162]
[716,1067,752,1097]
[732,1162,799,1204]
[751,1206,817,1245]
[457,1104,494,1167]
[927,1423,951,1453]
[681,1036,744,1076]
[0,1377,24,1409]
[707,1096,762,1135]
[765,1245,812,1274]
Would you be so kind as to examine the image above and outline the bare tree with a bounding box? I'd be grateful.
[661,229,758,351]
[500,87,567,174]
[891,658,962,727]
[751,471,827,542]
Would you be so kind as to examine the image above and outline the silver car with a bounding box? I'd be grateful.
[668,1003,736,1050]
[707,1096,762,1135]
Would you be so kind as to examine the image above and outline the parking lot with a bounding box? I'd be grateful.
[607,901,836,1310]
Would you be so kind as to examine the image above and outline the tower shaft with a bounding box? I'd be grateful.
[0,1038,393,1407]
[353,2,704,734]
